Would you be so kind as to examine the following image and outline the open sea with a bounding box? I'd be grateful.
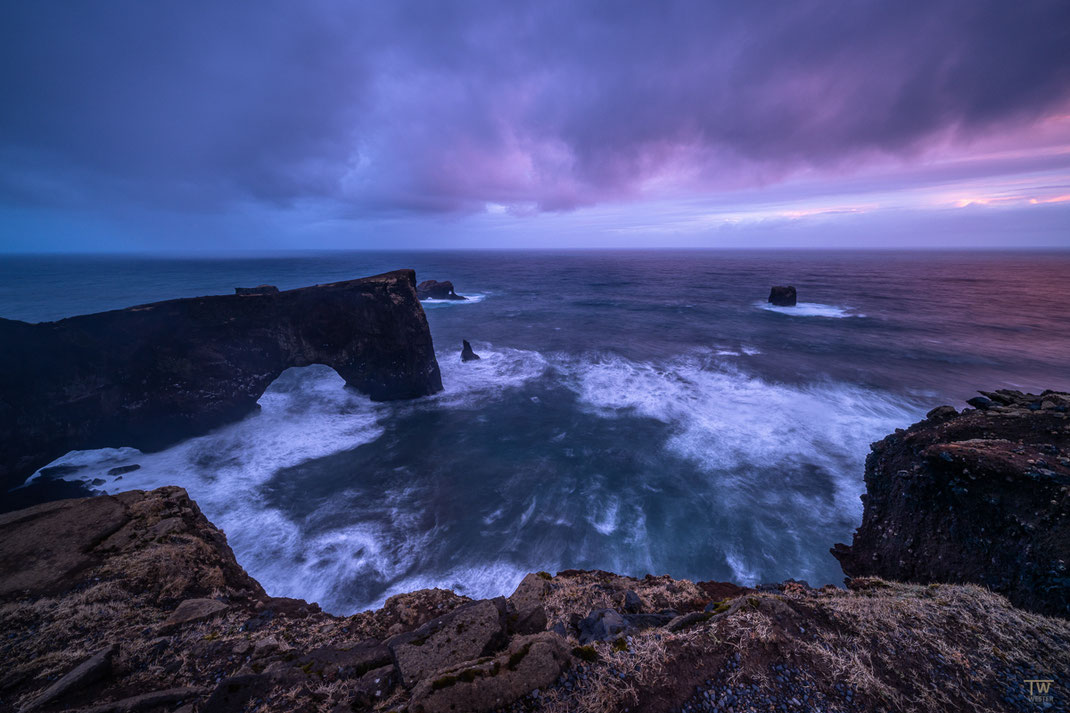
[2,250,1068,614]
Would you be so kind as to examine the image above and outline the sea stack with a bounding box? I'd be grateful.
[768,285,797,306]
[461,340,481,361]
[417,280,466,301]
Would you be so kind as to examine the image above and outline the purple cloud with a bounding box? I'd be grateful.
[0,0,1068,247]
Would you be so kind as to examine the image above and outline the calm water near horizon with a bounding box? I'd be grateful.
[2,250,1069,613]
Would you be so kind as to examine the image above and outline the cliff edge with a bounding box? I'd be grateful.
[832,389,1070,618]
[0,485,1066,713]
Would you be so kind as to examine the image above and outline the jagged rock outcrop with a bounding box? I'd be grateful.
[0,270,442,494]
[461,339,481,361]
[767,285,797,306]
[416,279,466,301]
[1,487,1068,712]
[833,389,1070,618]
[234,285,279,296]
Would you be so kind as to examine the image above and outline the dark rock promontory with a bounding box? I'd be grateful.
[767,285,797,306]
[234,285,280,296]
[461,339,481,361]
[833,389,1070,617]
[416,279,466,300]
[0,270,442,494]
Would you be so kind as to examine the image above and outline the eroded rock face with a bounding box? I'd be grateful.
[0,270,442,494]
[833,389,1070,618]
[767,285,797,306]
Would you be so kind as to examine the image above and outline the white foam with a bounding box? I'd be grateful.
[421,293,487,306]
[756,301,861,318]
[31,345,920,613]
[563,351,918,523]
[433,344,549,407]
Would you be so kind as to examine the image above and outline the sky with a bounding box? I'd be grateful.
[1,0,1069,252]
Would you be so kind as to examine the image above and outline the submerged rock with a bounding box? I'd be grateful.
[0,270,442,493]
[462,339,481,361]
[768,285,797,306]
[416,279,466,300]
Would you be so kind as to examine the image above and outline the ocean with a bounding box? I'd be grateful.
[2,250,1068,614]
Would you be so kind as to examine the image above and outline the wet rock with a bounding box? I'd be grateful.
[19,643,118,712]
[234,285,279,295]
[416,279,466,300]
[768,285,797,306]
[966,395,994,410]
[462,339,481,362]
[389,598,509,688]
[577,608,626,644]
[925,405,958,422]
[107,464,141,476]
[0,269,443,494]
[408,632,570,713]
[164,598,228,628]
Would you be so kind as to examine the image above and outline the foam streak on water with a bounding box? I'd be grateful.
[15,251,1069,615]
[34,344,919,613]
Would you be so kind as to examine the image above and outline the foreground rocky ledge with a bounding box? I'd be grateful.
[1,485,1067,713]
[0,270,442,495]
[833,389,1070,618]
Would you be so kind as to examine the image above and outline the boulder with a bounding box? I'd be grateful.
[577,608,626,644]
[163,598,228,628]
[388,598,509,688]
[408,633,570,713]
[416,279,466,301]
[768,285,797,306]
[461,339,481,362]
[19,644,118,712]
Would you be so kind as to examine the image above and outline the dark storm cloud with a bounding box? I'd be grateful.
[1,0,1068,216]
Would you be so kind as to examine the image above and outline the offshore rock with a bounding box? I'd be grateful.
[0,270,442,494]
[462,339,481,361]
[416,279,466,300]
[233,285,279,295]
[767,285,797,306]
[833,388,1070,617]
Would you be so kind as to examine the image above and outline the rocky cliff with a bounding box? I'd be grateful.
[0,485,1067,713]
[832,389,1070,618]
[0,270,442,495]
